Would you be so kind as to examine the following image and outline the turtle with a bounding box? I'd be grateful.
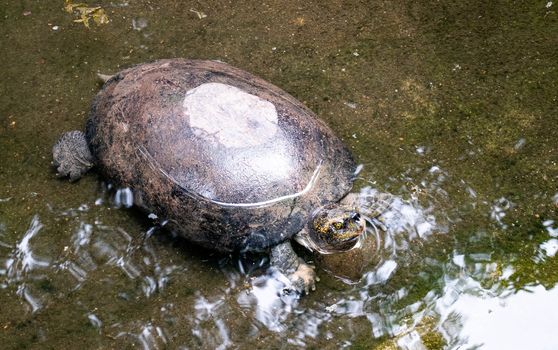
[52,59,391,295]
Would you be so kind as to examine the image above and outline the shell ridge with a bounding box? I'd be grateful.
[138,143,324,208]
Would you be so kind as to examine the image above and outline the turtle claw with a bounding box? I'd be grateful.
[55,162,74,181]
[55,156,92,182]
[287,262,316,295]
[69,169,84,182]
[270,242,317,296]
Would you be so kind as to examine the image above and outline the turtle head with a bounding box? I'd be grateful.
[308,203,366,253]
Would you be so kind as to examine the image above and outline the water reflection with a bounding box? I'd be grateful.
[237,270,296,332]
[193,295,232,350]
[115,322,169,350]
[538,239,558,258]
[2,215,50,313]
[437,278,558,349]
[543,219,558,237]
[1,168,555,349]
[0,172,451,347]
[490,197,514,229]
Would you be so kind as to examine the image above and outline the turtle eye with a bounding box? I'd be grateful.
[333,222,343,230]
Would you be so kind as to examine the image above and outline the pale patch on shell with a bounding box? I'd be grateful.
[183,82,279,148]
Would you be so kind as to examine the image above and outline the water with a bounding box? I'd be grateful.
[1,1,557,349]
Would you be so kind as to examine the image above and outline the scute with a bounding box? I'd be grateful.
[86,59,356,252]
[184,82,280,149]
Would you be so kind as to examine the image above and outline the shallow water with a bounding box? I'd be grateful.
[1,1,557,349]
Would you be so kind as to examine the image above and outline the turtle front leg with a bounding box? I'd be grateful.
[52,130,94,181]
[270,241,316,295]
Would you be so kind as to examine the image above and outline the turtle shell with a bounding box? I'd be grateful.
[86,59,356,252]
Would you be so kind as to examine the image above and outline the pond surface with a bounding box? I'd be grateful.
[1,1,557,349]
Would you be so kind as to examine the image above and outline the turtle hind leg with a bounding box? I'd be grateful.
[52,130,94,181]
[270,241,316,295]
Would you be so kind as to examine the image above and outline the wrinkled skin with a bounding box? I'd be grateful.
[311,204,364,252]
[52,130,94,181]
